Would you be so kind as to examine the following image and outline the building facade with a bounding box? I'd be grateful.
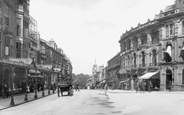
[118,0,184,91]
[0,0,73,101]
[106,53,120,89]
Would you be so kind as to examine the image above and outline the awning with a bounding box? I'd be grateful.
[29,69,41,74]
[119,79,129,84]
[29,75,43,78]
[119,69,127,74]
[140,71,159,79]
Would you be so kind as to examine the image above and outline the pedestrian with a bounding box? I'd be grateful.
[75,83,80,91]
[135,80,139,93]
[168,81,172,92]
[3,84,9,98]
[142,80,146,93]
[148,80,153,92]
[104,83,108,95]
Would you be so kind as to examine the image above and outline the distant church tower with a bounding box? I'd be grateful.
[92,60,97,75]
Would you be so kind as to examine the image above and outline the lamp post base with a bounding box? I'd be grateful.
[34,95,37,99]
[10,98,15,106]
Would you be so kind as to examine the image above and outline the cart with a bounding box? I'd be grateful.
[57,84,73,97]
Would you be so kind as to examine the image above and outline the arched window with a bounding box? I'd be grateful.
[142,51,145,67]
[152,49,157,66]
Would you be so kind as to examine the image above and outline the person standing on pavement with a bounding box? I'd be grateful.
[135,80,139,93]
[75,83,80,91]
[148,80,153,92]
[3,84,9,98]
[168,81,172,92]
[104,83,108,95]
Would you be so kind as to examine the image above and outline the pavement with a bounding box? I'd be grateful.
[0,89,57,111]
[1,89,184,111]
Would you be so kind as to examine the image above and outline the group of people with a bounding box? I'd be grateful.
[135,79,153,93]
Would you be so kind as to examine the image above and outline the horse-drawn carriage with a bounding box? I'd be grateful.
[57,83,73,97]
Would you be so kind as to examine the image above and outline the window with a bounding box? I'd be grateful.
[166,23,174,38]
[166,25,169,37]
[17,18,21,36]
[134,53,136,68]
[151,30,159,44]
[182,21,184,35]
[152,50,157,66]
[142,52,145,67]
[5,37,10,45]
[182,70,184,84]
[4,4,9,27]
[127,55,130,67]
[5,45,9,56]
[170,24,174,36]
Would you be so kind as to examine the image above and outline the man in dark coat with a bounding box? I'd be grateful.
[3,84,9,98]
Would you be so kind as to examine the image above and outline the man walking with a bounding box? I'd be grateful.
[104,83,108,95]
[75,83,80,91]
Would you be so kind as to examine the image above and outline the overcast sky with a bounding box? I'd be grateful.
[30,0,174,75]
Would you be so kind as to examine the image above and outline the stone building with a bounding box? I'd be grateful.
[119,0,184,91]
[157,0,184,91]
[106,53,120,89]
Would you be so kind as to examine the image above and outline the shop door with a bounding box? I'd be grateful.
[166,69,172,90]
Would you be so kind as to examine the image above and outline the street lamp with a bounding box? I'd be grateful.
[30,50,37,99]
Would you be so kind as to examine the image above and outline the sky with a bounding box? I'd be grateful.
[30,0,174,75]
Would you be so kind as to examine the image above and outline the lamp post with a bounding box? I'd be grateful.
[42,72,45,97]
[30,50,37,99]
[34,65,38,99]
[10,66,15,106]
[24,69,28,101]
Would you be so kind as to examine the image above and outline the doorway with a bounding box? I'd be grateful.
[166,69,172,90]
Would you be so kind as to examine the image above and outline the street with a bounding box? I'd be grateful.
[1,90,184,115]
